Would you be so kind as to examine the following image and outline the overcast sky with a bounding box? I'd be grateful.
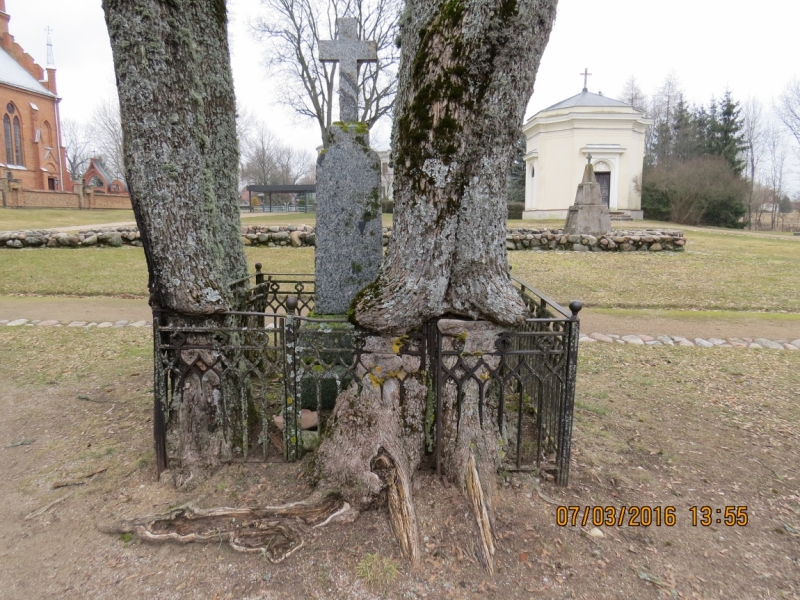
[8,0,800,158]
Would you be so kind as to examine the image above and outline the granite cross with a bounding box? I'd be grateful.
[319,18,377,122]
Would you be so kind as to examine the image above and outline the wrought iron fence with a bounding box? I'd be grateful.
[152,273,580,486]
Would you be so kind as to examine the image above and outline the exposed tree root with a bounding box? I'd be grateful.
[99,492,353,563]
[465,451,496,574]
[372,450,420,565]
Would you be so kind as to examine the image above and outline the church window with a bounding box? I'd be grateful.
[13,116,23,166]
[3,115,11,164]
[530,166,535,178]
[43,121,53,148]
[6,103,14,114]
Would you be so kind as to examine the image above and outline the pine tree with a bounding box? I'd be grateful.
[709,91,746,175]
[671,96,700,160]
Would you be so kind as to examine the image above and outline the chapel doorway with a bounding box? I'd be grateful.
[595,171,610,207]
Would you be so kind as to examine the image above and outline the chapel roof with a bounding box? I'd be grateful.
[0,47,54,97]
[541,90,637,113]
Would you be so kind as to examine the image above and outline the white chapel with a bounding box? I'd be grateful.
[522,82,652,220]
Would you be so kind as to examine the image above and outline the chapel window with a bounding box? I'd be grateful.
[3,115,12,164]
[13,116,23,166]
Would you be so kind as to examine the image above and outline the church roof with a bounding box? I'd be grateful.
[541,90,636,112]
[0,47,54,97]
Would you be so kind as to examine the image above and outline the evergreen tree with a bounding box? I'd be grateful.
[671,96,700,160]
[709,91,746,175]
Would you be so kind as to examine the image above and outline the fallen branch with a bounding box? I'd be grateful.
[25,491,75,520]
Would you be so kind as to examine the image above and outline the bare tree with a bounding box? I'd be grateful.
[763,121,789,230]
[250,0,401,146]
[776,77,800,148]
[647,71,683,164]
[103,0,248,478]
[741,97,765,227]
[619,75,647,112]
[61,118,91,181]
[88,97,126,180]
[240,123,314,186]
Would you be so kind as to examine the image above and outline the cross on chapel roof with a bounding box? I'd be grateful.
[580,68,592,92]
[319,18,377,122]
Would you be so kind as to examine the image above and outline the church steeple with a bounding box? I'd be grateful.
[0,1,10,38]
[46,27,55,67]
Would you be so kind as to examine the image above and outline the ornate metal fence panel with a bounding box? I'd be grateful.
[152,273,580,486]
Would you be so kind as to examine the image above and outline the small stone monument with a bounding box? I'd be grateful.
[314,18,383,315]
[563,155,611,236]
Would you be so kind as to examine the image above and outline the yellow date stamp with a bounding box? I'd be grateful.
[555,505,749,527]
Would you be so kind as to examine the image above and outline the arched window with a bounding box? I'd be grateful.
[43,121,53,148]
[13,116,23,166]
[3,115,11,164]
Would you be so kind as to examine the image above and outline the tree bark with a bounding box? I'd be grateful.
[353,0,558,333]
[103,0,247,314]
[103,0,249,476]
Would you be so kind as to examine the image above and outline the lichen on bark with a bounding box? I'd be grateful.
[353,0,558,333]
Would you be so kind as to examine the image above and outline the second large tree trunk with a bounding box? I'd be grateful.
[353,0,558,333]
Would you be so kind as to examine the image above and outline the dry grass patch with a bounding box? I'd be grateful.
[0,208,136,231]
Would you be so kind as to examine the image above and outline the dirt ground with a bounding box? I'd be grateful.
[0,329,798,600]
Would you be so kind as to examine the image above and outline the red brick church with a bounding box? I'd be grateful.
[0,0,71,192]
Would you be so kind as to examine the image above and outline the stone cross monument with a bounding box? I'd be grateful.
[319,18,377,123]
[563,155,611,236]
[314,18,383,315]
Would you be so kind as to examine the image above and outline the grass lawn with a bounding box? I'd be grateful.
[1,224,799,314]
[0,208,137,230]
[1,328,797,598]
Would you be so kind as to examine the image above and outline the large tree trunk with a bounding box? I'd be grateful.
[353,0,558,333]
[103,0,249,478]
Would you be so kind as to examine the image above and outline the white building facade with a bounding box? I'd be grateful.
[522,90,652,220]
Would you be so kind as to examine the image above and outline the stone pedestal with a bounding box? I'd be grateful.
[563,161,611,237]
[314,124,383,315]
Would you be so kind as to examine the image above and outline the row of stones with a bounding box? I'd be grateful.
[0,225,685,253]
[505,228,686,252]
[0,318,149,328]
[2,318,794,350]
[579,332,799,350]
[0,228,141,248]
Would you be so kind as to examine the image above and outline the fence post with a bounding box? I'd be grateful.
[255,263,264,285]
[283,296,301,461]
[150,293,168,476]
[556,300,582,486]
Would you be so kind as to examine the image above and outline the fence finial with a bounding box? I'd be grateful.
[569,300,583,319]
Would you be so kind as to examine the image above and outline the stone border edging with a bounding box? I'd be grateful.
[578,332,799,350]
[0,225,686,252]
[2,318,795,350]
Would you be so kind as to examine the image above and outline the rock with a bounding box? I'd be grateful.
[7,319,28,326]
[287,225,297,232]
[599,238,609,246]
[129,321,149,328]
[246,233,257,241]
[289,231,304,247]
[25,236,43,247]
[694,338,714,348]
[268,226,280,233]
[97,322,114,328]
[579,336,596,343]
[572,243,588,252]
[113,320,129,328]
[583,235,597,246]
[783,343,797,350]
[645,340,662,345]
[0,232,9,243]
[567,235,580,244]
[791,339,800,348]
[656,335,674,346]
[612,236,626,244]
[708,338,727,346]
[36,320,60,327]
[258,233,269,243]
[272,231,289,241]
[672,336,694,347]
[648,243,662,251]
[6,239,22,248]
[587,527,604,539]
[82,234,98,246]
[241,237,252,246]
[506,241,516,250]
[67,321,87,327]
[754,338,784,350]
[728,341,748,348]
[621,335,645,345]
[674,239,685,246]
[590,333,614,343]
[748,343,763,349]
[305,233,316,246]
[108,233,124,247]
[639,335,655,342]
